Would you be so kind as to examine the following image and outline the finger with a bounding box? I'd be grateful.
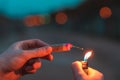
[19,39,49,50]
[23,46,52,60]
[23,59,42,74]
[25,61,42,70]
[88,67,103,78]
[27,58,40,64]
[71,61,88,80]
[41,54,54,61]
[24,66,37,74]
[27,70,37,74]
[23,58,41,70]
[33,61,42,69]
[19,65,37,75]
[25,66,34,71]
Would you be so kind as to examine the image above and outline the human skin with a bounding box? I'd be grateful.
[0,39,104,80]
[71,61,104,80]
[0,39,53,80]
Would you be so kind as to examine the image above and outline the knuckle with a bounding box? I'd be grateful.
[72,61,80,65]
[100,73,104,78]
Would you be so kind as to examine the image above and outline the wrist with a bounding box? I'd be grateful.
[0,72,21,80]
[0,57,22,80]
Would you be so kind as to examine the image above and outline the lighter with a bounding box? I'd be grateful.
[51,43,83,52]
[82,51,92,74]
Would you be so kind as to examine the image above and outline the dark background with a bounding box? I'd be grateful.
[0,0,120,80]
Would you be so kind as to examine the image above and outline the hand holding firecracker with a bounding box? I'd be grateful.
[0,39,53,80]
[0,40,83,79]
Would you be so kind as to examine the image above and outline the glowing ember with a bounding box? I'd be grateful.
[84,51,92,62]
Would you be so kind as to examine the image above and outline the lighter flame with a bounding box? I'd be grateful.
[84,51,92,61]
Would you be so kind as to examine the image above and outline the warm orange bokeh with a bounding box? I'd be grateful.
[24,15,45,27]
[99,6,112,19]
[55,12,68,24]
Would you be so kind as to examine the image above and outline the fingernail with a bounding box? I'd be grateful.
[46,46,52,53]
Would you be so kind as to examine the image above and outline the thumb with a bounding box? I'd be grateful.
[71,61,87,80]
[23,46,52,60]
[87,67,104,79]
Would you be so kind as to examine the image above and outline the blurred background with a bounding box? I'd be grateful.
[0,0,120,80]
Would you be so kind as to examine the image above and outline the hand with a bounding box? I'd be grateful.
[71,61,104,80]
[0,39,53,80]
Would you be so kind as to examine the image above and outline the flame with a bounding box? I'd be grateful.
[84,51,92,61]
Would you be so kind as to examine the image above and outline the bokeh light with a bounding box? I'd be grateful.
[24,15,45,27]
[99,6,112,19]
[55,12,68,24]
